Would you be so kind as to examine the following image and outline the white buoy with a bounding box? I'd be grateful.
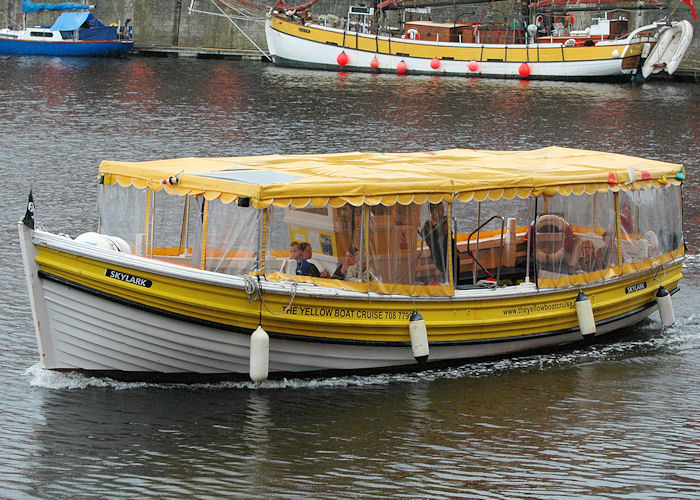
[575,290,596,336]
[656,286,675,327]
[409,310,429,363]
[249,325,269,385]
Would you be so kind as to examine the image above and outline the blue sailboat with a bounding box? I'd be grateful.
[0,1,133,57]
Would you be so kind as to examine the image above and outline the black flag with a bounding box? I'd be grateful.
[22,190,35,230]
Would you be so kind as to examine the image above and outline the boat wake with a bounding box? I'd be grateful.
[25,311,698,391]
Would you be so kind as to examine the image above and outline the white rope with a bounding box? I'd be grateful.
[243,275,298,315]
[209,0,272,60]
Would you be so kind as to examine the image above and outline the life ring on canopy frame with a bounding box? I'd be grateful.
[534,214,573,264]
[405,28,420,40]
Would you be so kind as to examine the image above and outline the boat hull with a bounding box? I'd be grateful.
[20,224,683,382]
[0,37,133,57]
[265,16,653,81]
[641,20,694,78]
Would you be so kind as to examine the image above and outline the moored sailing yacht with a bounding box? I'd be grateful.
[264,0,695,81]
[0,0,133,57]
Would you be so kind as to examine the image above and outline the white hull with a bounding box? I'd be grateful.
[21,224,662,381]
[265,18,660,81]
[641,21,694,78]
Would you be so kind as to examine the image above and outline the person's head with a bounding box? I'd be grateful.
[581,239,594,259]
[602,230,615,245]
[290,241,301,261]
[300,241,312,260]
[344,247,357,264]
[429,203,445,221]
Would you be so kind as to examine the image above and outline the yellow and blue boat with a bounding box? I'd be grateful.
[19,147,685,383]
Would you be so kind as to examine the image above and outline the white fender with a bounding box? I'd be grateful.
[249,325,269,385]
[656,286,675,327]
[575,290,596,336]
[409,310,429,362]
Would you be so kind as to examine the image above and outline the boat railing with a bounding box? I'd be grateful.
[466,215,505,287]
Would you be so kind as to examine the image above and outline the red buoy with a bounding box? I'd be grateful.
[468,60,479,72]
[430,58,440,70]
[370,56,379,69]
[519,63,531,78]
[397,60,407,73]
[337,51,348,66]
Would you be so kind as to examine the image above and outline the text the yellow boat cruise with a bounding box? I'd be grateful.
[19,147,685,383]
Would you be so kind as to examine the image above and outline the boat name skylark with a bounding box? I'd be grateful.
[625,282,648,294]
[105,269,152,288]
[286,305,411,320]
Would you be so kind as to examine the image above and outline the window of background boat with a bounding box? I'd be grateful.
[97,183,147,255]
[29,31,53,38]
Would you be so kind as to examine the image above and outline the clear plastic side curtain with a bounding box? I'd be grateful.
[202,198,261,275]
[535,185,683,288]
[97,184,147,254]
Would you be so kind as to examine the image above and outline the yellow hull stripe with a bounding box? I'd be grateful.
[35,246,682,343]
[270,17,644,63]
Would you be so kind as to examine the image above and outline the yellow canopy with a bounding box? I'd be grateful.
[98,147,684,208]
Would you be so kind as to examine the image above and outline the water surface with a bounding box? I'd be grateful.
[0,56,698,498]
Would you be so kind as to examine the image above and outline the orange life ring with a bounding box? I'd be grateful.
[535,215,571,264]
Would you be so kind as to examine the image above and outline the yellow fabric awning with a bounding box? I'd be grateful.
[98,147,684,208]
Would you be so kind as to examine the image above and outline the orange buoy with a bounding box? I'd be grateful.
[430,58,440,69]
[397,60,407,73]
[337,51,348,66]
[468,60,479,72]
[519,63,531,78]
[370,56,379,69]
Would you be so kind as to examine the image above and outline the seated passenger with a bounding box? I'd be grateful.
[596,230,618,268]
[295,241,321,277]
[332,247,357,280]
[575,239,597,273]
[300,241,329,278]
[421,202,460,283]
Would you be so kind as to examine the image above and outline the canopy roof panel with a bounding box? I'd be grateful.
[98,147,684,208]
[51,11,91,31]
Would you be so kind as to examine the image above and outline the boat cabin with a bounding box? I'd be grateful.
[94,148,684,297]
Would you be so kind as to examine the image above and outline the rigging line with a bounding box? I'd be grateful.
[189,2,265,24]
[189,7,265,23]
[209,0,272,60]
[218,2,265,20]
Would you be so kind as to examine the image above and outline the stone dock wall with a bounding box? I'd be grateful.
[1,0,697,73]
